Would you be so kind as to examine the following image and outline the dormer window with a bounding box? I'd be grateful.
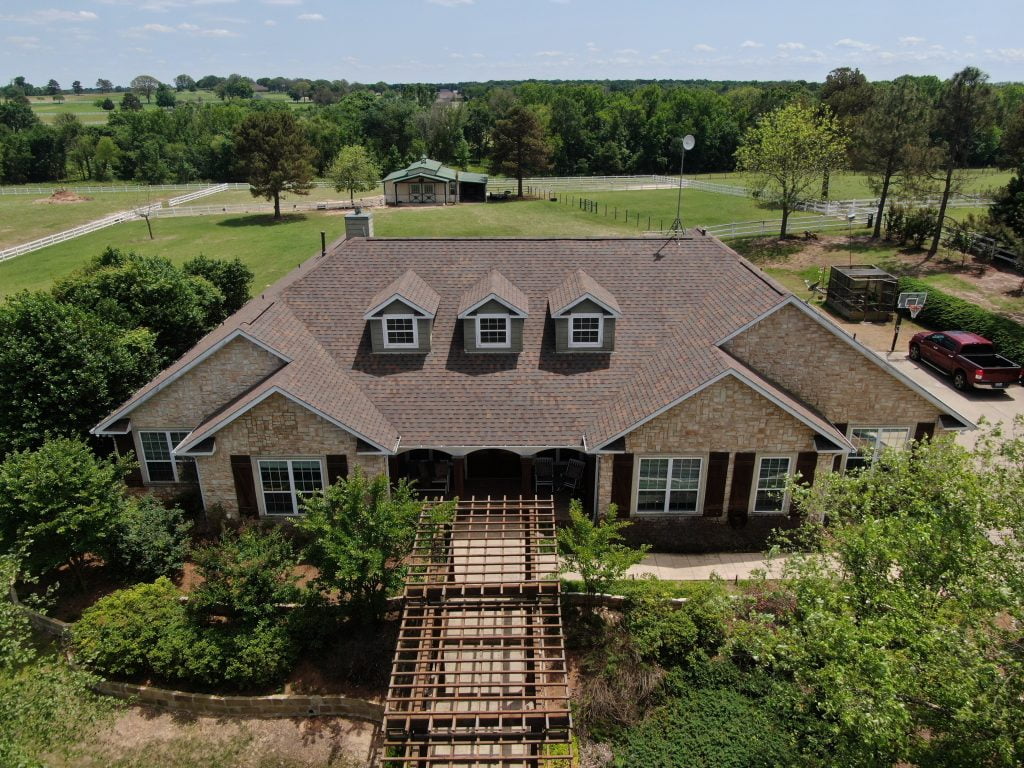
[569,314,603,348]
[476,314,510,348]
[384,315,418,348]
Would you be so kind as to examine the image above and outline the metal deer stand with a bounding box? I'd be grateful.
[890,290,928,354]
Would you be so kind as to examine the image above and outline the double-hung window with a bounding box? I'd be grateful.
[139,430,194,483]
[636,457,703,514]
[752,456,792,513]
[383,315,418,348]
[846,427,910,471]
[257,458,324,516]
[476,314,510,348]
[569,314,603,348]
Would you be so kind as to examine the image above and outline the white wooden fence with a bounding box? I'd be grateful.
[167,183,230,206]
[647,215,858,240]
[0,203,161,262]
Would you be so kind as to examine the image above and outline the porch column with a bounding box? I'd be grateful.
[520,456,533,497]
[452,457,465,498]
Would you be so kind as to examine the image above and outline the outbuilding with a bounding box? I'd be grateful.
[382,157,487,205]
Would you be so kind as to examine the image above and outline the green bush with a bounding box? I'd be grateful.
[621,579,731,665]
[109,496,191,581]
[72,578,187,678]
[613,688,796,768]
[898,276,1024,364]
[885,204,939,248]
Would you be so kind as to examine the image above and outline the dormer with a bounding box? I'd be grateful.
[457,269,529,354]
[363,270,440,354]
[548,269,621,354]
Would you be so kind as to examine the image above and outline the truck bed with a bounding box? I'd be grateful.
[960,352,1020,371]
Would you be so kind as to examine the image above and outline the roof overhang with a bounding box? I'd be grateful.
[91,329,291,435]
[550,293,622,318]
[176,385,396,455]
[716,296,977,431]
[95,418,132,436]
[175,436,216,456]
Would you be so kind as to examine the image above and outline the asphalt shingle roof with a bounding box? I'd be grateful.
[548,268,622,316]
[364,269,442,318]
[457,269,529,317]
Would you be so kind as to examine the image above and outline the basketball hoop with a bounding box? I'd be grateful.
[907,304,923,319]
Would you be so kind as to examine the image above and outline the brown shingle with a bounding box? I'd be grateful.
[548,267,622,316]
[364,269,441,318]
[457,269,529,317]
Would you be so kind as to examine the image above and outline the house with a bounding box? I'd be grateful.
[92,212,972,552]
[382,157,487,205]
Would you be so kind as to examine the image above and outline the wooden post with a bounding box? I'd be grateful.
[452,457,465,498]
[520,456,533,497]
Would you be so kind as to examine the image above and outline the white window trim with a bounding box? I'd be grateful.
[382,314,419,349]
[137,429,193,484]
[631,455,706,516]
[253,457,325,517]
[475,313,511,349]
[843,425,912,470]
[749,454,796,515]
[568,313,605,348]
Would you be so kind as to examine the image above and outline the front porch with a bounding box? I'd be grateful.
[388,448,595,522]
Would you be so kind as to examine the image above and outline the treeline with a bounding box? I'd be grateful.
[2,69,1024,186]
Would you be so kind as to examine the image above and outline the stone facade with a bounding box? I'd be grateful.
[197,392,388,517]
[723,303,941,427]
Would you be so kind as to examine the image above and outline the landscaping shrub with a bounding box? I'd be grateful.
[109,496,191,581]
[885,203,939,248]
[898,276,1024,363]
[612,688,796,768]
[557,501,648,595]
[188,525,301,623]
[621,579,731,665]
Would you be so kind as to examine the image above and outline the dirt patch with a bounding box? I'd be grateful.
[62,706,376,767]
[34,188,94,204]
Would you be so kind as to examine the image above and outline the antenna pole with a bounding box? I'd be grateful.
[670,136,693,234]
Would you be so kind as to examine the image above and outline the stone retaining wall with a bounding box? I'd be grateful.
[92,680,384,721]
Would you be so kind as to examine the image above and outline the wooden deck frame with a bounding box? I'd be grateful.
[384,496,572,768]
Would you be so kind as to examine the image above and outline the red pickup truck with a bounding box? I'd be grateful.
[909,330,1022,391]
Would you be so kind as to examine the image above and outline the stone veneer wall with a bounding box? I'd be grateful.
[723,303,941,427]
[602,375,821,553]
[131,337,286,430]
[197,392,388,517]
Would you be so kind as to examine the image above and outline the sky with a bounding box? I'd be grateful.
[2,0,1024,86]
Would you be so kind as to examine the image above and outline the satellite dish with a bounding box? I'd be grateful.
[682,134,696,151]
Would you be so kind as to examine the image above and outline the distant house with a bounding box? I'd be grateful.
[93,212,972,552]
[383,157,487,205]
[436,88,461,103]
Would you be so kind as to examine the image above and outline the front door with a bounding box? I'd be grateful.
[410,182,436,203]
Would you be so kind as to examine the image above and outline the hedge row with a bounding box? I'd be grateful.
[898,277,1024,364]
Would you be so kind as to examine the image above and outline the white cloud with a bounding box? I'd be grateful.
[142,22,175,32]
[615,48,639,55]
[263,0,300,4]
[535,50,564,57]
[449,52,464,58]
[693,43,715,52]
[471,52,484,58]
[777,41,804,50]
[996,48,1024,61]
[585,41,599,52]
[740,40,763,48]
[964,34,977,45]
[835,37,877,51]
[427,0,473,5]
[178,22,199,29]
[899,35,925,46]
[297,12,323,20]
[36,8,99,21]
[263,19,277,25]
[6,35,42,49]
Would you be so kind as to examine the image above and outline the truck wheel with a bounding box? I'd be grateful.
[953,370,970,391]
[909,344,921,361]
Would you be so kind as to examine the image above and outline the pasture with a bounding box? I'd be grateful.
[28,89,302,124]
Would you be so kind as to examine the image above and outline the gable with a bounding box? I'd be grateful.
[372,298,427,317]
[723,302,943,425]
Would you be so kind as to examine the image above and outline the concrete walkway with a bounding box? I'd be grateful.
[621,551,788,581]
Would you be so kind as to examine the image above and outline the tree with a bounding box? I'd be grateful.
[154,84,176,108]
[182,254,254,316]
[0,292,158,455]
[100,97,114,111]
[0,100,38,132]
[234,109,315,219]
[746,432,1024,765]
[928,67,996,256]
[173,74,196,92]
[52,248,228,363]
[735,102,848,239]
[120,92,142,112]
[856,77,934,238]
[489,103,551,197]
[299,469,455,622]
[92,135,119,179]
[329,144,381,204]
[71,80,83,95]
[215,74,254,101]
[95,78,113,93]
[130,74,160,103]
[44,79,60,96]
[0,438,131,583]
[988,164,1024,240]
[557,501,649,594]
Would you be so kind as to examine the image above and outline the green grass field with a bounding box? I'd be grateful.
[198,184,385,207]
[29,90,302,124]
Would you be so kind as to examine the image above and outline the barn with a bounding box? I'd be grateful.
[383,157,487,205]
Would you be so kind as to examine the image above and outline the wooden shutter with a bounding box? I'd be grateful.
[114,433,144,487]
[230,455,259,518]
[702,452,729,517]
[728,452,756,513]
[796,452,818,486]
[609,454,635,517]
[914,421,935,442]
[325,454,349,485]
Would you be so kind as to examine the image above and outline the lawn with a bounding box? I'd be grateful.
[0,212,349,296]
[0,189,172,249]
[198,184,385,207]
[30,90,304,124]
